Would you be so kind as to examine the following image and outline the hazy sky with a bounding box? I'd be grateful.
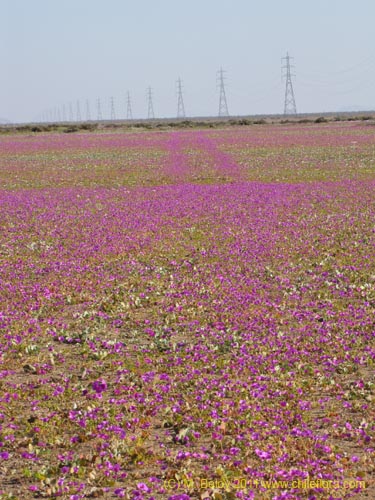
[2,0,375,123]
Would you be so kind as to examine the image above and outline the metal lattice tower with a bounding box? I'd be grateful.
[126,92,133,120]
[69,103,74,122]
[176,77,186,118]
[147,87,155,119]
[62,104,67,122]
[85,99,91,121]
[282,52,297,115]
[217,68,229,117]
[76,101,82,122]
[110,96,116,121]
[97,98,102,121]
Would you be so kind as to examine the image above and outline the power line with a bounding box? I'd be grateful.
[299,61,375,88]
[217,67,229,117]
[282,52,297,115]
[301,53,375,79]
[176,77,186,118]
[147,86,155,119]
[35,48,375,124]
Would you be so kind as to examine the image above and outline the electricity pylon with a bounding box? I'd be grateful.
[97,98,102,121]
[176,77,186,118]
[282,52,297,115]
[126,91,133,120]
[76,101,82,122]
[110,96,116,121]
[85,99,91,121]
[147,87,155,119]
[69,103,74,122]
[217,67,229,117]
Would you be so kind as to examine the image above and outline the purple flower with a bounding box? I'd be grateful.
[255,448,272,460]
[92,379,107,393]
[137,483,150,492]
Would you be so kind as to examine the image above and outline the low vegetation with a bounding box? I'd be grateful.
[0,122,374,499]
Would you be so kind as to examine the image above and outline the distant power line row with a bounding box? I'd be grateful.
[37,57,297,123]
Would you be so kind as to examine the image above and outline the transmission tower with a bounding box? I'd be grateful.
[217,68,229,117]
[176,77,186,118]
[147,87,155,119]
[69,102,74,122]
[76,101,82,122]
[62,104,67,122]
[85,99,91,121]
[126,91,133,120]
[97,98,103,121]
[110,96,116,121]
[282,52,297,115]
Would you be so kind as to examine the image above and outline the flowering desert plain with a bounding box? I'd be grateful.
[0,120,374,500]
